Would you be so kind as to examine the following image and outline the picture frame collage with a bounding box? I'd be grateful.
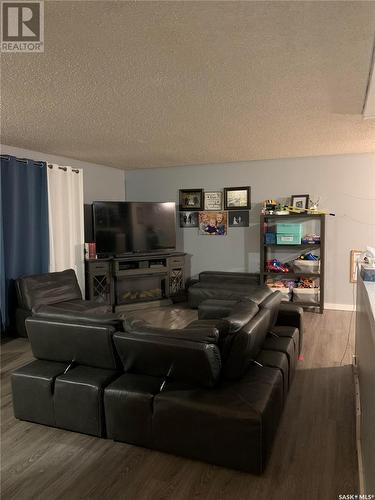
[179,187,251,235]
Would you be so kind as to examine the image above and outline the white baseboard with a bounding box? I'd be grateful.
[324,302,356,311]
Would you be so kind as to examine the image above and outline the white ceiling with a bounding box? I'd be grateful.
[1,1,375,169]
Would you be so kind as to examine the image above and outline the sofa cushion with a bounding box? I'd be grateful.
[25,317,119,370]
[114,325,221,388]
[123,318,219,344]
[184,318,232,360]
[33,300,112,316]
[152,364,284,474]
[223,308,271,380]
[188,282,272,309]
[185,318,230,337]
[198,299,239,320]
[32,304,120,328]
[16,269,82,310]
[224,300,260,333]
[198,271,260,285]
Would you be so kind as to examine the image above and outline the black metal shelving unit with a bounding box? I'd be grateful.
[260,213,325,314]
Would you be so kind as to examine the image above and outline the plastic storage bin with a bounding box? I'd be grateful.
[293,260,320,273]
[276,223,302,245]
[268,287,291,302]
[265,232,276,244]
[276,234,301,245]
[293,288,320,304]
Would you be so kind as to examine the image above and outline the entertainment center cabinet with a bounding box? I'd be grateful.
[85,252,186,311]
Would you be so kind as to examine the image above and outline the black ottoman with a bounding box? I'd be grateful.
[11,360,68,426]
[104,373,163,446]
[152,364,284,474]
[54,365,118,437]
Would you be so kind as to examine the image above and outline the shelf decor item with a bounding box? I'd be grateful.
[290,194,309,210]
[179,211,199,228]
[228,210,249,227]
[224,186,251,210]
[179,189,203,211]
[204,191,223,210]
[199,211,227,235]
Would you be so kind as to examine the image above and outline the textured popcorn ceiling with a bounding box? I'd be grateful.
[1,1,375,169]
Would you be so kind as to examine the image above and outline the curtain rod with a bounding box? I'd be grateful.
[47,164,80,174]
[0,155,80,174]
[0,154,45,166]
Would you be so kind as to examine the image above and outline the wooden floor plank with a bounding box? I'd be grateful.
[1,307,358,500]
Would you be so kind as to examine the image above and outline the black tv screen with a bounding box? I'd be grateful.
[93,201,176,255]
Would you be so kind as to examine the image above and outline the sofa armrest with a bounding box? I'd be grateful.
[276,303,303,353]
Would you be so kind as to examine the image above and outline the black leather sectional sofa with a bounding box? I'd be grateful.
[11,270,303,474]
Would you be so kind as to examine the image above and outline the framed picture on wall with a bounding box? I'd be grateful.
[179,189,203,211]
[291,194,309,211]
[228,210,249,227]
[224,186,251,210]
[204,191,223,210]
[350,249,363,283]
[198,211,227,236]
[179,211,199,227]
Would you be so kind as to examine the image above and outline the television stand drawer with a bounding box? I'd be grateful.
[168,256,184,268]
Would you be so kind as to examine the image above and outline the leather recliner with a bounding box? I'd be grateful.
[15,269,111,337]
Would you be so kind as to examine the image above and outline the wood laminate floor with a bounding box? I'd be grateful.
[1,306,358,500]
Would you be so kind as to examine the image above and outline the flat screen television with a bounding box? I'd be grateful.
[93,201,176,255]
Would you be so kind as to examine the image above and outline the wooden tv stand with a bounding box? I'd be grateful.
[85,252,186,311]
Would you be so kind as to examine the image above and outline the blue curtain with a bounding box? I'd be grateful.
[0,155,49,333]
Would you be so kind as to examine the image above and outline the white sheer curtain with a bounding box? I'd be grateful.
[47,165,85,294]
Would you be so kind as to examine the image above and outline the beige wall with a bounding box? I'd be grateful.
[1,144,126,203]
